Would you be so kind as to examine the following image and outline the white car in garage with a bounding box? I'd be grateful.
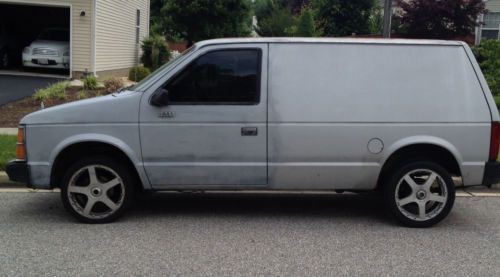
[22,28,69,69]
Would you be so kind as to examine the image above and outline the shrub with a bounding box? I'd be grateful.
[33,81,69,101]
[473,39,500,96]
[141,36,171,70]
[103,77,125,93]
[128,66,151,82]
[76,91,88,100]
[83,75,99,90]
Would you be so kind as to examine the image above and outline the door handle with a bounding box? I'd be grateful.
[241,127,258,136]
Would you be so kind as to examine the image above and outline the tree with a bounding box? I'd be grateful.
[295,7,317,36]
[161,0,253,46]
[254,0,296,36]
[394,0,486,39]
[473,39,500,96]
[311,0,374,36]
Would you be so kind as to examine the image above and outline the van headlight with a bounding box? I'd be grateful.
[23,47,30,54]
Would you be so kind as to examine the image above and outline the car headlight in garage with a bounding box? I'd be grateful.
[23,47,30,54]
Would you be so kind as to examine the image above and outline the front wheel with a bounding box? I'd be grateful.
[60,156,136,223]
[383,161,455,228]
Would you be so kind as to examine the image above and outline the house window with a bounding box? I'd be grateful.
[136,9,141,44]
[482,12,500,40]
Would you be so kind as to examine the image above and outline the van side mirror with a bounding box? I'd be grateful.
[150,88,169,107]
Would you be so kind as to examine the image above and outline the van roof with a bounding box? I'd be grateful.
[195,37,465,48]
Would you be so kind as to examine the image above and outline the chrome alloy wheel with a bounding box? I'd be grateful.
[394,169,448,222]
[67,165,125,219]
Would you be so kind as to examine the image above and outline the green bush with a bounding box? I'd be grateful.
[129,66,151,82]
[473,39,500,96]
[33,81,69,101]
[141,36,171,70]
[495,96,500,111]
[83,75,99,90]
[103,77,125,93]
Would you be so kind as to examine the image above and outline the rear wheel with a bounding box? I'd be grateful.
[60,156,136,223]
[383,161,455,228]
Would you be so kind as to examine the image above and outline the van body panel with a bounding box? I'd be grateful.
[139,43,269,188]
[268,123,489,189]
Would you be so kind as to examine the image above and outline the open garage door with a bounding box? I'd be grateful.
[0,3,70,78]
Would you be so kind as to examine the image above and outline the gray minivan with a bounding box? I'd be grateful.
[6,38,500,227]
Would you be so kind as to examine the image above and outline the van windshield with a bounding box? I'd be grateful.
[129,45,196,92]
[38,29,69,41]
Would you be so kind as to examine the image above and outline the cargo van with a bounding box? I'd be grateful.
[6,38,500,227]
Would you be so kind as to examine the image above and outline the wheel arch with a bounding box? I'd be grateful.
[377,137,462,189]
[49,134,151,190]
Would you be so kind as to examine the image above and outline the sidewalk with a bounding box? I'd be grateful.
[0,128,17,135]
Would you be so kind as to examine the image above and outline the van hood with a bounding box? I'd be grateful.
[20,90,142,125]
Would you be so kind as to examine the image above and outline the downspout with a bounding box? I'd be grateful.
[91,0,97,76]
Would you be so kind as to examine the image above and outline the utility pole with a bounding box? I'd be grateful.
[383,0,393,38]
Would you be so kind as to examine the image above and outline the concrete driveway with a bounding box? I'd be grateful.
[0,75,63,106]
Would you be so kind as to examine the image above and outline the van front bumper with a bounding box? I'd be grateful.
[482,161,500,186]
[5,160,29,184]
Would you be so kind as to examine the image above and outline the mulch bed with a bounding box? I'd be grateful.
[0,87,106,127]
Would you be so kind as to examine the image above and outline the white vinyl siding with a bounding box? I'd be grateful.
[95,0,149,72]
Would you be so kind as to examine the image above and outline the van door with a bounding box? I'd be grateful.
[139,44,268,189]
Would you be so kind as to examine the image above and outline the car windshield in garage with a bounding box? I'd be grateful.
[38,29,68,41]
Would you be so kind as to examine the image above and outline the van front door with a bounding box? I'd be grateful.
[139,44,268,189]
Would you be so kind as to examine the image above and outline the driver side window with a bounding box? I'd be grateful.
[164,49,261,105]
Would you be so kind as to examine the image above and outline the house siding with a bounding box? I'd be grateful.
[488,0,500,11]
[95,0,149,73]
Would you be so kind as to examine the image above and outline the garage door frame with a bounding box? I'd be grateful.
[0,0,72,78]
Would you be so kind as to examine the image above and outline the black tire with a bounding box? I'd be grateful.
[0,50,8,68]
[60,156,136,223]
[383,161,455,228]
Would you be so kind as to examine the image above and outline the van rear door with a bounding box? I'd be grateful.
[139,43,268,188]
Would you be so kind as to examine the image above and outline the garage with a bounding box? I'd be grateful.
[0,2,70,77]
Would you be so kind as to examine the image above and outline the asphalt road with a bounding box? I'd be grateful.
[0,75,62,106]
[1,191,500,276]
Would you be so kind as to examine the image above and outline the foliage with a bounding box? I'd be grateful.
[294,6,317,36]
[495,96,500,111]
[368,0,383,35]
[33,81,69,101]
[141,36,171,70]
[255,0,295,36]
[473,40,500,96]
[161,0,253,45]
[128,66,151,82]
[76,91,88,100]
[103,77,125,93]
[311,0,374,36]
[0,135,16,171]
[83,75,99,91]
[394,0,486,39]
[254,0,318,37]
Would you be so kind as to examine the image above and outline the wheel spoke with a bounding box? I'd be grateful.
[68,185,88,195]
[404,175,419,191]
[417,202,426,219]
[101,178,120,192]
[100,196,119,211]
[423,173,437,190]
[429,193,446,203]
[397,195,416,206]
[88,166,99,185]
[83,198,97,215]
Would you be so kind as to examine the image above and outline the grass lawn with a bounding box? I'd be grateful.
[0,135,16,171]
